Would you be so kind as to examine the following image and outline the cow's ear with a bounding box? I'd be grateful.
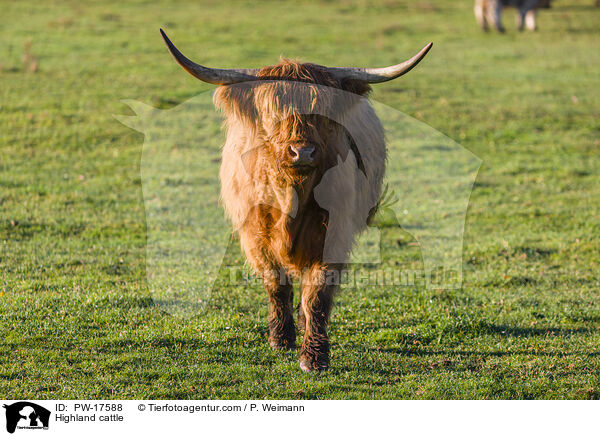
[340,79,372,96]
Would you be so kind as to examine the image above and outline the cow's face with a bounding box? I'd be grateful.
[161,28,432,182]
[263,114,333,177]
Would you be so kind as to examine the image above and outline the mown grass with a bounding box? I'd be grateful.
[1,0,599,399]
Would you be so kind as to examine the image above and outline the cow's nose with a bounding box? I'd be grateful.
[288,145,316,165]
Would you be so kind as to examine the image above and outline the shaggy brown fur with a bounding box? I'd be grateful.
[215,59,385,371]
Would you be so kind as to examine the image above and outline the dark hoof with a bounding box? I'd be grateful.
[268,327,296,350]
[299,352,329,372]
[268,316,296,350]
[269,337,296,350]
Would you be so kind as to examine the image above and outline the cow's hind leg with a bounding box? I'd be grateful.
[264,269,296,350]
[525,9,537,31]
[299,264,337,372]
[474,0,488,31]
[516,9,527,31]
[486,0,505,32]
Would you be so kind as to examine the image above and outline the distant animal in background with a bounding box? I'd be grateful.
[474,0,551,32]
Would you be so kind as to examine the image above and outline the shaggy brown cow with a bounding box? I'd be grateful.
[160,29,432,371]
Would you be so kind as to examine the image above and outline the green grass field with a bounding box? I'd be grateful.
[1,0,599,399]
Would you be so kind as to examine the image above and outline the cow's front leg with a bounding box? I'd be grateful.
[297,303,306,332]
[299,264,337,372]
[264,269,296,350]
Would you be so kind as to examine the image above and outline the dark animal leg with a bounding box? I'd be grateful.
[299,265,336,372]
[265,270,296,350]
[474,1,488,31]
[517,10,526,31]
[490,1,505,32]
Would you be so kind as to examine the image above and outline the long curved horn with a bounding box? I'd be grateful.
[160,29,259,85]
[327,42,433,83]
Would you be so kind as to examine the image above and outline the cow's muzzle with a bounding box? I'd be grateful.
[288,145,317,167]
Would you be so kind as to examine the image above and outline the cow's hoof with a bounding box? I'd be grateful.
[268,318,296,350]
[269,332,296,350]
[299,353,329,372]
[269,339,296,350]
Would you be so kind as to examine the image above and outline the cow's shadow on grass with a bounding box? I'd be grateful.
[199,226,598,378]
[329,321,600,378]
